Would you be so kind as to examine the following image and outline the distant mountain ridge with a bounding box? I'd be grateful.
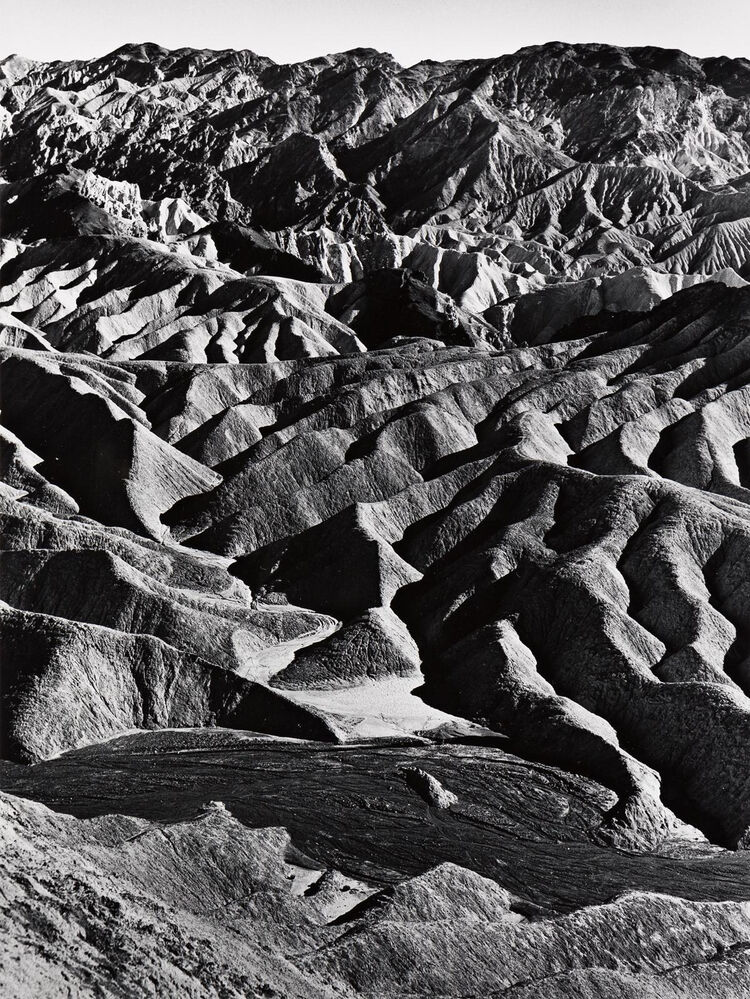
[2,40,750,363]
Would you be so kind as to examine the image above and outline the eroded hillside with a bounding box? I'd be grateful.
[2,39,750,998]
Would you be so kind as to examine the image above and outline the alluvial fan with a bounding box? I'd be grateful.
[2,40,750,998]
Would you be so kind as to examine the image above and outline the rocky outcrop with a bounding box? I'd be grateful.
[2,790,749,998]
[272,608,420,690]
[0,485,339,759]
[0,604,337,761]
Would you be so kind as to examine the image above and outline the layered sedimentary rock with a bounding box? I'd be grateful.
[3,37,750,998]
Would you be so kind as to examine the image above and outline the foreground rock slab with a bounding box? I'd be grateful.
[1,785,749,998]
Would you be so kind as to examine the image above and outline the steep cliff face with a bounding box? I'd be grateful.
[3,39,750,998]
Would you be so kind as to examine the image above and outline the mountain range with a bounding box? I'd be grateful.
[2,40,750,998]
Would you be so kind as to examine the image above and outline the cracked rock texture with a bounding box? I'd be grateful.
[2,37,750,997]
